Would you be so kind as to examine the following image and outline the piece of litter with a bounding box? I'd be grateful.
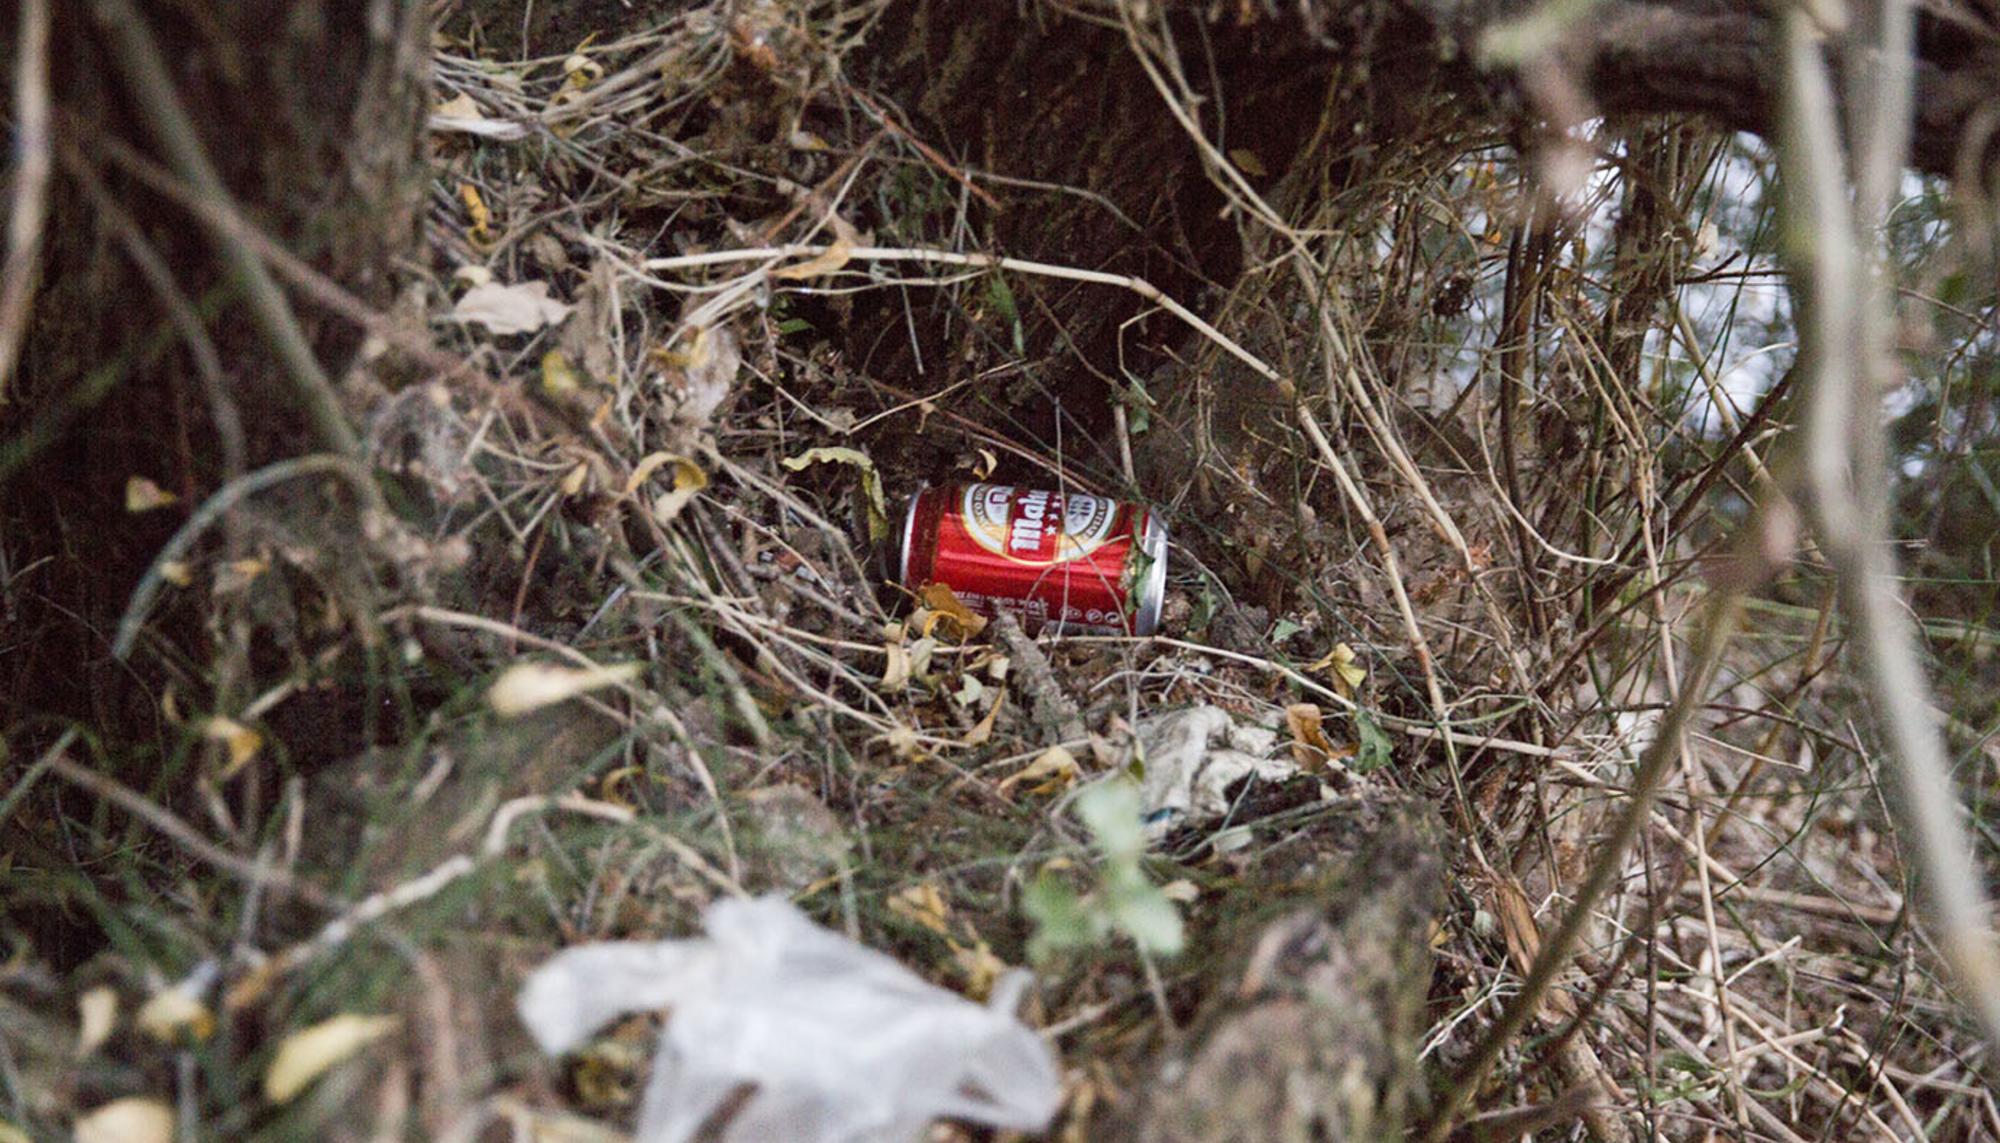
[517,895,1060,1143]
[1135,705,1299,840]
[451,279,573,335]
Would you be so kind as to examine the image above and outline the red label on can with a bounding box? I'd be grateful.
[900,483,1166,636]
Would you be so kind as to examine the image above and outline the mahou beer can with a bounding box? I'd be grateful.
[898,482,1167,636]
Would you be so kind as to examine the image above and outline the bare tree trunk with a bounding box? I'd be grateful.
[1,0,429,726]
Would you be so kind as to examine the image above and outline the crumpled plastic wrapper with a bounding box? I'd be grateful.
[1136,705,1302,839]
[516,895,1060,1143]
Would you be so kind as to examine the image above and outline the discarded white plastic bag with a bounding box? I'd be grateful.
[1136,705,1301,839]
[517,895,1061,1143]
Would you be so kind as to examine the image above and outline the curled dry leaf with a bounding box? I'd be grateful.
[1285,703,1341,769]
[770,237,854,281]
[888,882,952,935]
[951,673,986,708]
[970,447,999,480]
[996,745,1080,800]
[1307,642,1368,698]
[625,451,708,524]
[877,640,912,692]
[451,279,572,336]
[876,722,924,761]
[212,557,269,595]
[539,348,587,399]
[201,716,264,778]
[781,446,890,543]
[76,986,117,1059]
[458,183,495,248]
[949,937,1008,1001]
[771,214,861,281]
[487,661,643,718]
[74,1099,173,1143]
[124,476,177,513]
[916,583,988,640]
[961,691,1005,747]
[136,982,213,1044]
[263,1013,400,1104]
[561,52,604,89]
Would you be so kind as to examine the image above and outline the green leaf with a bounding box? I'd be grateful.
[1024,873,1096,960]
[1106,883,1185,955]
[1118,377,1156,436]
[1352,709,1394,772]
[1075,779,1145,861]
[985,273,1024,356]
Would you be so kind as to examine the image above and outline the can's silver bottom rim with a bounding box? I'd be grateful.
[897,487,923,591]
[1132,508,1168,637]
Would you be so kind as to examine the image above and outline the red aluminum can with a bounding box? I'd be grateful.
[898,482,1167,636]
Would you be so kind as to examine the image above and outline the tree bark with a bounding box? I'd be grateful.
[1410,0,2000,183]
[1,0,429,726]
[1128,795,1446,1141]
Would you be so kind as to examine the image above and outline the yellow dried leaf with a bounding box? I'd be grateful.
[124,477,177,513]
[780,446,889,543]
[214,556,269,594]
[561,52,604,90]
[0,1119,27,1143]
[159,561,193,588]
[1285,703,1334,769]
[877,641,911,692]
[770,239,853,281]
[263,1013,400,1104]
[969,447,999,480]
[647,478,705,525]
[560,462,590,496]
[487,661,642,717]
[906,636,937,680]
[202,716,263,777]
[540,349,585,398]
[916,582,988,640]
[961,691,1004,747]
[136,983,213,1043]
[460,182,494,248]
[625,451,678,492]
[222,960,280,1013]
[949,937,1007,1001]
[76,987,117,1059]
[771,215,862,282]
[888,882,951,935]
[1307,642,1367,698]
[74,1099,173,1143]
[626,452,708,525]
[877,723,924,761]
[996,745,1079,799]
[1227,147,1268,177]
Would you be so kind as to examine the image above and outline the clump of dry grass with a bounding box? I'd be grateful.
[6,1,1999,1140]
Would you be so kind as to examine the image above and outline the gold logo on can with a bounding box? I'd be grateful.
[960,484,1118,564]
